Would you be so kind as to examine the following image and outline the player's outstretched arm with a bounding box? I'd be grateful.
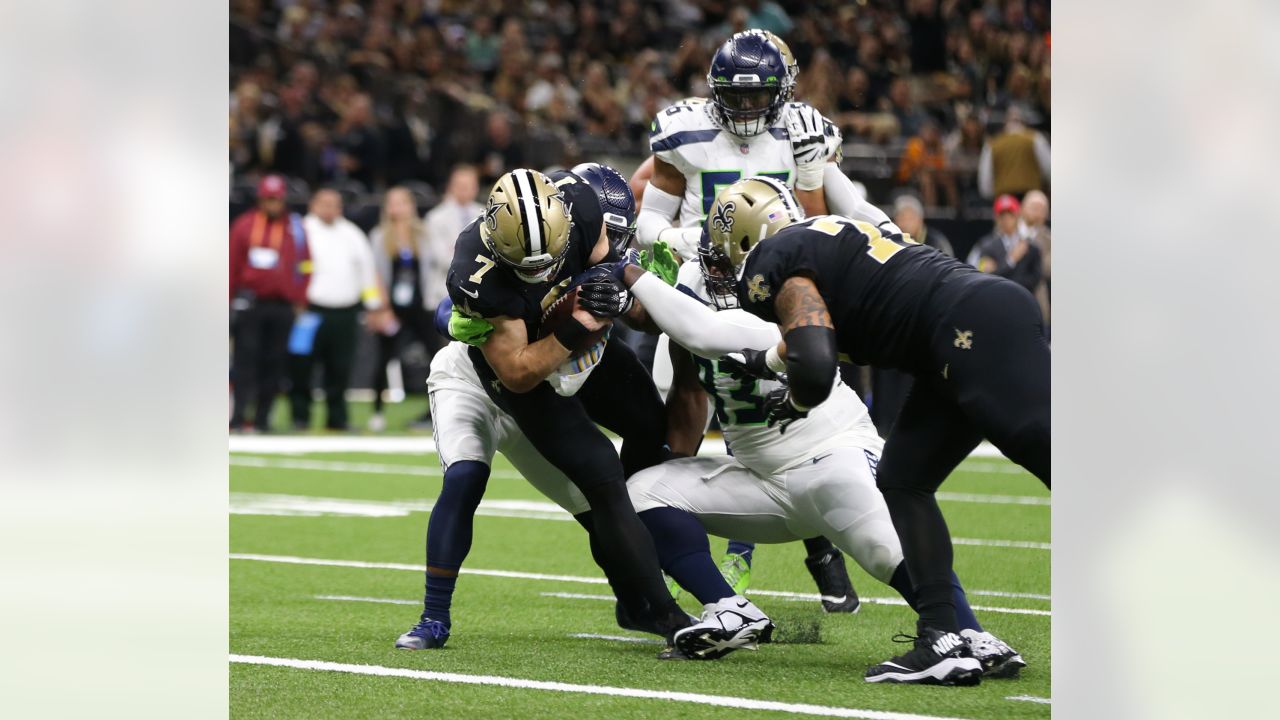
[822,163,900,234]
[622,264,781,358]
[664,343,710,457]
[636,157,699,258]
[479,313,606,394]
[773,276,838,410]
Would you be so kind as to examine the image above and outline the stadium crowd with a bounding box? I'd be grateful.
[230,0,1052,432]
[230,0,1050,213]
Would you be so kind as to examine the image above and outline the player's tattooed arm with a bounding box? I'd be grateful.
[664,342,709,457]
[775,276,834,333]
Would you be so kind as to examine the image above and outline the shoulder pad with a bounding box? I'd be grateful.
[651,101,720,156]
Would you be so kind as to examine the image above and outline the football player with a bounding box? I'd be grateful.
[419,166,757,659]
[633,29,889,613]
[580,248,1024,680]
[702,177,1049,685]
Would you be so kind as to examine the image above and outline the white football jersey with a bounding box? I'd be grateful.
[650,99,827,228]
[672,262,883,476]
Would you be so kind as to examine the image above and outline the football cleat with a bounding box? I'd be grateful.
[961,629,1027,678]
[804,547,861,613]
[395,617,450,650]
[719,552,752,595]
[865,628,983,686]
[671,595,774,661]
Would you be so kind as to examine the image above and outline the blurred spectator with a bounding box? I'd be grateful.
[945,114,987,208]
[896,120,958,210]
[978,107,1051,198]
[230,175,310,432]
[1021,189,1052,324]
[465,16,501,77]
[424,165,484,307]
[967,194,1043,295]
[477,111,525,186]
[291,189,390,431]
[368,187,436,432]
[334,93,385,190]
[893,194,953,257]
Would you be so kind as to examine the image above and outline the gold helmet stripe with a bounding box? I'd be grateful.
[514,169,544,256]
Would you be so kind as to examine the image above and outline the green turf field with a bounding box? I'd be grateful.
[230,446,1050,719]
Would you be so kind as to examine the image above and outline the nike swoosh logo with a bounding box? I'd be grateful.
[460,287,480,299]
[811,453,832,464]
[736,600,749,608]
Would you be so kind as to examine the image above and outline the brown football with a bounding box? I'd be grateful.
[538,286,609,353]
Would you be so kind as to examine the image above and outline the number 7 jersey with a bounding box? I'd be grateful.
[650,98,820,225]
[738,216,983,373]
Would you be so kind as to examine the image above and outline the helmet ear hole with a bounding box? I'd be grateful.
[739,237,749,253]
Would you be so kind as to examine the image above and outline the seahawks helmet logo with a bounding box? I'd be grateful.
[711,200,737,235]
[483,201,507,233]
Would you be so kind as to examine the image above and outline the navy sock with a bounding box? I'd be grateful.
[951,571,982,632]
[888,561,917,608]
[639,507,735,605]
[802,535,836,558]
[724,539,755,566]
[423,460,489,627]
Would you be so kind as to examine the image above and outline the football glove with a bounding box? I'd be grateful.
[578,275,635,318]
[763,387,808,433]
[720,347,782,382]
[639,239,680,286]
[787,104,841,191]
[448,306,495,346]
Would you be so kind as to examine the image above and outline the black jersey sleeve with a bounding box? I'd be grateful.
[737,229,825,322]
[549,170,605,267]
[446,220,525,320]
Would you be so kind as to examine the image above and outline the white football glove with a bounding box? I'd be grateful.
[787,105,842,191]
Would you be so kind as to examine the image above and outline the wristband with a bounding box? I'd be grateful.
[552,315,592,350]
[765,345,787,374]
[794,164,824,191]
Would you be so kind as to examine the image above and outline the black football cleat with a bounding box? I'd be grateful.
[865,628,983,686]
[804,547,861,613]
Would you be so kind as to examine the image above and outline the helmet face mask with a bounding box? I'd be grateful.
[703,176,806,304]
[708,33,788,138]
[481,169,573,285]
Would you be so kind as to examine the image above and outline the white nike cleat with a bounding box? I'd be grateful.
[961,628,1027,678]
[670,595,774,660]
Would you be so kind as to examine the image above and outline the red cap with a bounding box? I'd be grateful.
[993,194,1021,215]
[257,174,287,199]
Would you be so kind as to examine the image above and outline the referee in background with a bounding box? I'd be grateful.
[290,188,392,431]
[229,175,310,433]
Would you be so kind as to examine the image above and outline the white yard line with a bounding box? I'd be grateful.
[230,434,1007,461]
[228,493,1048,550]
[568,633,662,645]
[229,654,973,720]
[314,594,419,606]
[254,558,1048,617]
[1005,695,1051,705]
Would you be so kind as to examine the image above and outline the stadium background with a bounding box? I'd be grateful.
[229,0,1050,405]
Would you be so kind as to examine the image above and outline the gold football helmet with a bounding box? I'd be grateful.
[700,176,805,308]
[761,30,798,102]
[481,169,573,284]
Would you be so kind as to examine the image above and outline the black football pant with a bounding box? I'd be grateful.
[372,302,442,412]
[876,276,1050,634]
[231,298,294,430]
[289,303,359,430]
[474,339,686,633]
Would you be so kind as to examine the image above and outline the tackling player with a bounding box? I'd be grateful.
[702,177,1049,685]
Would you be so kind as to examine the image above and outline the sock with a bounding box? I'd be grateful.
[802,535,836,559]
[880,486,959,633]
[423,460,489,627]
[724,539,755,566]
[580,481,688,634]
[639,507,736,605]
[952,571,982,632]
[888,561,917,608]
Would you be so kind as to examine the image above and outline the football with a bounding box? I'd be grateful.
[538,284,609,353]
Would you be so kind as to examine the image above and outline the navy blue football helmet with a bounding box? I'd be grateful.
[707,32,789,138]
[571,162,637,254]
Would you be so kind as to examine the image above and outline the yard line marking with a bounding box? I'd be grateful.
[1006,695,1051,705]
[230,434,1008,461]
[229,494,1047,550]
[936,492,1048,506]
[240,556,1050,617]
[229,654,973,720]
[569,633,662,645]
[970,590,1050,601]
[314,594,418,606]
[542,589,1052,618]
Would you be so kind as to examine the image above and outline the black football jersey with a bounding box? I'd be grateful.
[446,170,607,342]
[737,215,980,371]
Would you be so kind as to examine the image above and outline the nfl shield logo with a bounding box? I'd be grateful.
[738,143,749,154]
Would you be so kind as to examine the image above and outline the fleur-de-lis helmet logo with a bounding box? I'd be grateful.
[711,200,736,235]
